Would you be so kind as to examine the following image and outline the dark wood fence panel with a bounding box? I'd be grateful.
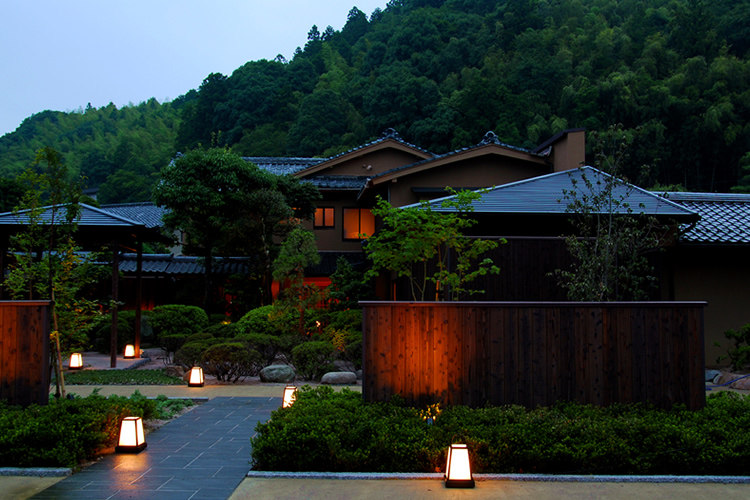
[362,301,705,410]
[0,301,51,406]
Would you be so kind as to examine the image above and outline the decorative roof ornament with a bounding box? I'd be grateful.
[480,131,501,145]
[381,128,402,140]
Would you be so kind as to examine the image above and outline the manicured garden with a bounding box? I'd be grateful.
[0,392,193,468]
[251,386,750,475]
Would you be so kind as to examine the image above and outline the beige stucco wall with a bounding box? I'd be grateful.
[672,245,750,368]
[386,157,549,207]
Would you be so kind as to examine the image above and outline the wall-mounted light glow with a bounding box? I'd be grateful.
[188,367,204,387]
[124,344,136,359]
[69,352,83,370]
[445,443,475,488]
[282,385,298,408]
[115,416,147,453]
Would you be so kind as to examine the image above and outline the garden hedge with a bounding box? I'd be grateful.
[251,387,750,475]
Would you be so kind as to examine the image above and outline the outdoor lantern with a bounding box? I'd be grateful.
[188,366,204,387]
[282,385,297,408]
[115,416,147,453]
[123,344,136,359]
[445,443,475,488]
[68,352,83,370]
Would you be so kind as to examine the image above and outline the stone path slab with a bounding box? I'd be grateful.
[31,396,277,500]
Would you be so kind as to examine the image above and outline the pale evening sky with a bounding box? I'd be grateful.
[0,0,387,137]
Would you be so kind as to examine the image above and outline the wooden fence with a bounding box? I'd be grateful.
[362,301,706,410]
[0,301,51,406]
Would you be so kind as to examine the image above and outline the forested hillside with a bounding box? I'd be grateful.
[1,0,749,200]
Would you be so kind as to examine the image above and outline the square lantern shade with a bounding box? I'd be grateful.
[188,367,204,387]
[124,344,136,359]
[445,444,475,488]
[115,416,147,453]
[69,352,83,370]
[282,386,297,408]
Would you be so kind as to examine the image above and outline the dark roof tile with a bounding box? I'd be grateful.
[664,192,750,244]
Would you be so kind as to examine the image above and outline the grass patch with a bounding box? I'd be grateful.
[252,387,750,475]
[63,369,185,385]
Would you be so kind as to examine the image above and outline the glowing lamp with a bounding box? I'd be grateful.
[69,352,83,370]
[445,443,475,488]
[282,385,297,408]
[188,367,204,387]
[124,344,136,359]
[115,416,147,453]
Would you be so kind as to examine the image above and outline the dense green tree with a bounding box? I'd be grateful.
[153,148,319,309]
[3,0,750,192]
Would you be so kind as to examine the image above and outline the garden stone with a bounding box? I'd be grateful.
[260,364,296,383]
[356,369,363,380]
[705,369,720,382]
[730,375,750,390]
[321,371,357,385]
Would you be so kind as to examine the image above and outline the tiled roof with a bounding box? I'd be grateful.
[321,129,434,165]
[304,175,369,190]
[244,157,324,176]
[664,192,750,244]
[99,203,168,229]
[118,254,253,275]
[0,203,145,227]
[370,130,541,182]
[414,167,698,220]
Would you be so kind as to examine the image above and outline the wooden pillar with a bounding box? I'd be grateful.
[110,243,119,368]
[135,241,143,355]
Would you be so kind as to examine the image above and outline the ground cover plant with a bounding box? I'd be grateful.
[0,391,193,468]
[251,387,750,475]
[63,369,185,385]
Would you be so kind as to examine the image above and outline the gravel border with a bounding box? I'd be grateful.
[245,471,750,484]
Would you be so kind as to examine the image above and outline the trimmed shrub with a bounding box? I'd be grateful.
[251,389,750,475]
[201,342,261,382]
[174,338,220,369]
[235,305,278,336]
[292,341,336,380]
[202,322,240,338]
[234,333,281,366]
[0,392,156,468]
[149,304,209,339]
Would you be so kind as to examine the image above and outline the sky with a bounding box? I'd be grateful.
[0,0,388,137]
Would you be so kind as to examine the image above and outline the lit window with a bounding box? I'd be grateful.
[343,208,374,240]
[314,207,335,228]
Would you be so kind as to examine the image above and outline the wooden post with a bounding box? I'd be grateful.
[110,243,119,368]
[135,241,143,355]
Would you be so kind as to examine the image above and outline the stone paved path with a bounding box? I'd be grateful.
[31,397,278,500]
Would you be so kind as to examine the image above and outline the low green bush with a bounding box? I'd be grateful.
[235,305,278,336]
[718,323,750,370]
[174,338,220,369]
[291,341,336,380]
[149,304,208,339]
[234,332,281,366]
[0,392,157,468]
[251,389,750,475]
[201,342,261,381]
[202,322,240,338]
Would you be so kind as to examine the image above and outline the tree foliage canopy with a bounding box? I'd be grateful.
[2,0,750,195]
